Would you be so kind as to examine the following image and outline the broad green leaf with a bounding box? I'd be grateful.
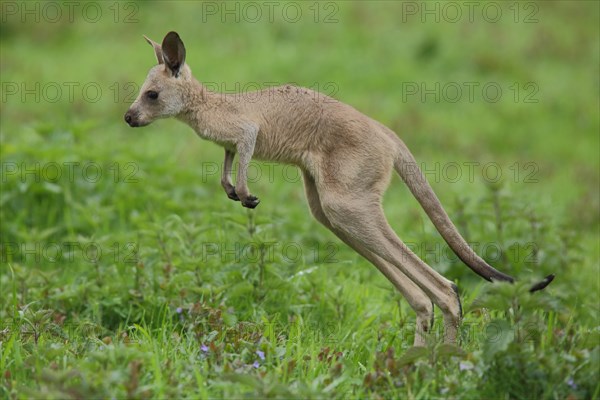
[397,346,429,367]
[483,319,514,361]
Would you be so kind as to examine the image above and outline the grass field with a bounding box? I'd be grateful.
[1,1,599,398]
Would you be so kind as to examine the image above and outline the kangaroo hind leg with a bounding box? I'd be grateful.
[314,170,462,343]
[303,171,434,346]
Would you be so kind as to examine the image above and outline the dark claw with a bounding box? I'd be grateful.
[242,195,260,209]
[226,188,240,201]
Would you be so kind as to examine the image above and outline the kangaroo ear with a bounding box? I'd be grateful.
[143,35,164,65]
[161,31,186,77]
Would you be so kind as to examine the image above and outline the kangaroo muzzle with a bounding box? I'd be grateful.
[124,109,140,127]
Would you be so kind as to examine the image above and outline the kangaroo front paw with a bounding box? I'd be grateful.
[242,195,260,209]
[222,182,240,201]
[226,188,240,201]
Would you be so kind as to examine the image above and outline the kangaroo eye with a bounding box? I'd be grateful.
[146,90,159,100]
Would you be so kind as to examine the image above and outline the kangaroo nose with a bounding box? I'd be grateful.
[124,112,132,124]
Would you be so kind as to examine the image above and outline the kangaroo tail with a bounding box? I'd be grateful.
[393,140,554,292]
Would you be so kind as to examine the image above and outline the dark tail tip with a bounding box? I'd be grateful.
[489,272,515,284]
[529,274,555,293]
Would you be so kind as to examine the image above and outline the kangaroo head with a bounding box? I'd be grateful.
[124,31,192,127]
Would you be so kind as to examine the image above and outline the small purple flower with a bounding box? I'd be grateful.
[201,344,209,353]
[459,361,473,371]
[567,378,577,389]
[176,307,183,314]
[256,350,265,360]
[252,361,260,368]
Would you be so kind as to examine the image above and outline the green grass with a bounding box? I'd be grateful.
[1,1,599,398]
